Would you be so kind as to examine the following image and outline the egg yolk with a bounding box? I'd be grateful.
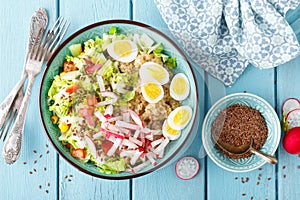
[144,83,161,100]
[114,41,132,58]
[146,65,166,82]
[172,77,187,95]
[173,109,190,126]
[166,123,179,135]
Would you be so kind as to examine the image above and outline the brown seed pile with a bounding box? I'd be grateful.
[211,104,268,159]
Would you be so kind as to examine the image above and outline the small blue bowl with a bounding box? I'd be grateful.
[202,93,281,172]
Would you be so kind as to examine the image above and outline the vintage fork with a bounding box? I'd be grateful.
[0,89,24,141]
[2,17,70,164]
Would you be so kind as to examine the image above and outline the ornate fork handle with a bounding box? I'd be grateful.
[3,77,35,164]
[0,8,47,131]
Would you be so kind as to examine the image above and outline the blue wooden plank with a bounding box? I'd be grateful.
[57,1,131,200]
[206,66,277,199]
[277,54,300,200]
[132,1,206,200]
[0,1,58,199]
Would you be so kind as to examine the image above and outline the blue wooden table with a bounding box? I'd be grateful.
[1,0,300,199]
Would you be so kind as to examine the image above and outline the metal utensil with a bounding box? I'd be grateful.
[211,133,278,164]
[2,17,70,164]
[0,8,48,131]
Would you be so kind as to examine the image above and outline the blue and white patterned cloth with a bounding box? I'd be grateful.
[155,0,300,86]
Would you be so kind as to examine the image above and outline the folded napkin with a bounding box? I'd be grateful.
[155,0,300,86]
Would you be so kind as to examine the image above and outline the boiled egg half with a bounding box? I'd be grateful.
[139,62,169,85]
[162,120,181,140]
[170,73,190,101]
[141,82,164,104]
[106,40,138,63]
[167,106,192,130]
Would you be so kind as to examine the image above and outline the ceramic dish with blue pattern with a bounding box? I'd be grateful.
[202,93,281,172]
[39,20,198,179]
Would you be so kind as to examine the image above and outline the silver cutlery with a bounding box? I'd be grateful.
[0,8,48,131]
[2,15,70,164]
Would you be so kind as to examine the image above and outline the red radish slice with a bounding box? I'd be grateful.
[96,75,106,92]
[128,109,144,128]
[286,108,300,129]
[107,116,123,122]
[84,136,97,159]
[150,138,163,148]
[146,152,157,166]
[96,92,118,106]
[130,150,144,165]
[116,120,141,130]
[132,160,151,173]
[100,127,125,139]
[175,156,200,180]
[94,110,106,123]
[120,150,136,157]
[86,64,102,73]
[122,139,138,149]
[107,138,122,156]
[282,98,300,115]
[129,136,143,146]
[104,105,113,117]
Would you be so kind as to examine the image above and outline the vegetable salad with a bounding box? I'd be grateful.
[48,27,192,174]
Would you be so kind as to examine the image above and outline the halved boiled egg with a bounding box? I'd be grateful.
[167,106,192,130]
[141,82,164,104]
[139,62,169,85]
[162,120,181,140]
[170,73,190,101]
[106,40,138,63]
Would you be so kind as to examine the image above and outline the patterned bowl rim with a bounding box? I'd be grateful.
[38,19,198,179]
[202,92,281,172]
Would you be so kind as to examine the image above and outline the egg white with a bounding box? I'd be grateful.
[106,40,138,63]
[139,62,169,85]
[162,120,181,140]
[141,82,164,104]
[168,106,192,130]
[170,73,190,101]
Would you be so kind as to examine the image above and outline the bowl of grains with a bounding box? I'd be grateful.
[202,93,281,172]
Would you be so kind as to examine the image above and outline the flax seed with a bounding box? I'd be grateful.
[242,193,246,196]
[33,150,37,154]
[23,162,27,165]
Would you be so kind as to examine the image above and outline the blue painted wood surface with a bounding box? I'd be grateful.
[0,0,300,199]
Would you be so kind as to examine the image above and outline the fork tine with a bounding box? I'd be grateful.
[49,18,70,53]
[1,110,17,141]
[0,109,13,140]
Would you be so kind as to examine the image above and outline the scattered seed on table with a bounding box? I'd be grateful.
[246,177,249,182]
[267,178,271,181]
[258,174,262,177]
[241,177,245,183]
[39,154,43,158]
[282,166,286,169]
[235,177,238,180]
[44,167,47,171]
[242,193,246,196]
[46,144,49,148]
[68,179,72,182]
[23,162,27,165]
[46,150,49,154]
[298,154,300,158]
[39,185,42,189]
[250,196,253,200]
[297,165,300,169]
[283,174,286,179]
[258,167,262,170]
[33,169,37,172]
[29,171,33,174]
[47,183,50,187]
[69,174,73,178]
[33,150,37,154]
[45,190,49,194]
[34,160,37,164]
[256,182,260,185]
[64,175,68,179]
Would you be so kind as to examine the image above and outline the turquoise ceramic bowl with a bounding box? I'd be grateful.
[202,93,281,172]
[39,20,198,179]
